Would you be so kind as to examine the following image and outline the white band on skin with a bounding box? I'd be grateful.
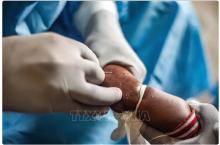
[135,85,147,115]
[74,1,118,36]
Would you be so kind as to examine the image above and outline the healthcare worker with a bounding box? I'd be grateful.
[3,1,145,144]
[3,1,218,144]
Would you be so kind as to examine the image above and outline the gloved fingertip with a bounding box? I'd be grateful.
[112,87,123,101]
[98,68,105,83]
[187,100,201,111]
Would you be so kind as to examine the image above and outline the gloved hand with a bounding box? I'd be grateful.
[84,11,147,142]
[85,11,147,83]
[111,112,147,144]
[75,2,146,83]
[3,32,122,113]
[140,101,219,144]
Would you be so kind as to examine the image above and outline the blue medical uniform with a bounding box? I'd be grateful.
[211,83,219,109]
[3,1,210,144]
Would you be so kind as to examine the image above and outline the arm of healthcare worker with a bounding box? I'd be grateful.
[140,101,219,144]
[3,32,122,113]
[74,1,146,83]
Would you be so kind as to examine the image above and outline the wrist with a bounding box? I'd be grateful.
[85,10,125,41]
[75,1,118,37]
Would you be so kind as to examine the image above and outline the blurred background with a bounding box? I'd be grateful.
[193,1,218,106]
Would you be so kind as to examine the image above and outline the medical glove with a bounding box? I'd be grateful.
[3,32,122,113]
[75,2,146,83]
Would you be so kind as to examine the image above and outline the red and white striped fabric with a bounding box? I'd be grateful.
[166,109,201,140]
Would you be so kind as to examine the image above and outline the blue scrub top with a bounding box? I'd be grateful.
[3,1,210,144]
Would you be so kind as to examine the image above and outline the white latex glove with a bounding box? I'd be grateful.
[85,11,147,83]
[3,32,122,113]
[111,85,148,144]
[74,1,118,37]
[111,112,147,144]
[75,2,146,83]
[74,3,146,142]
[111,112,127,141]
[140,101,219,144]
